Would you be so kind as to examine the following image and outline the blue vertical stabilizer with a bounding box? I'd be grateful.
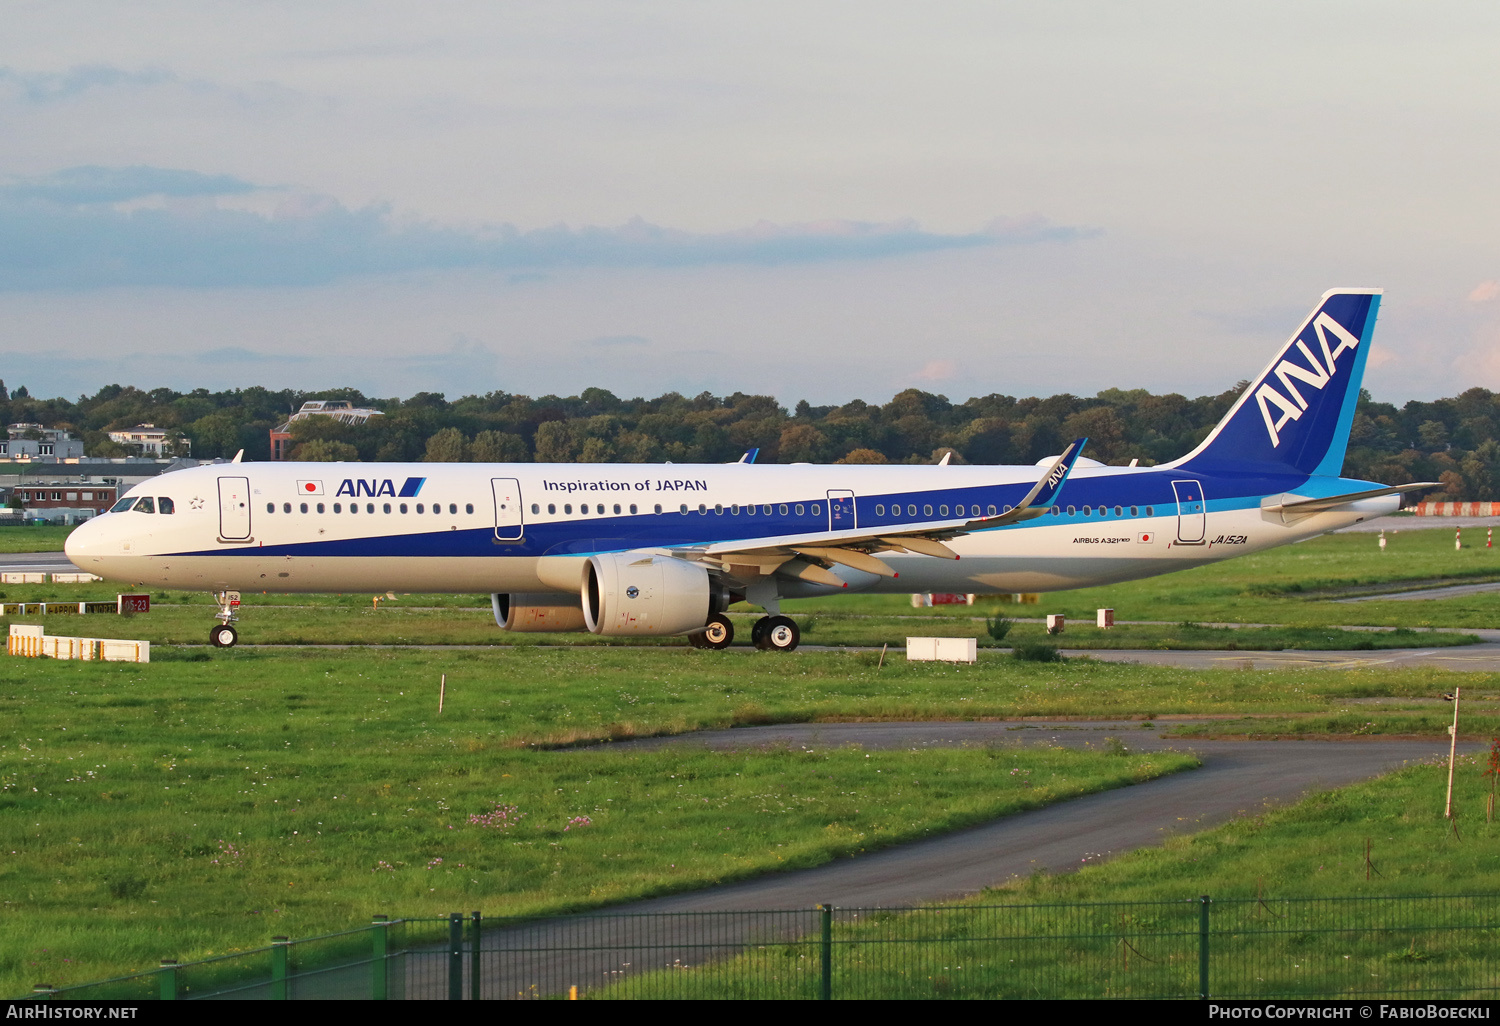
[1170,289,1381,477]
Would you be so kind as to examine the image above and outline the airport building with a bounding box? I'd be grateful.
[0,458,203,524]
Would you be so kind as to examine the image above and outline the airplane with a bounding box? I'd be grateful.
[65,288,1434,653]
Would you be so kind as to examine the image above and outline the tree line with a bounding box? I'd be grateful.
[2,377,1498,500]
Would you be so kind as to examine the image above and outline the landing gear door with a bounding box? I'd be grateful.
[827,490,856,532]
[217,476,251,541]
[1171,480,1206,544]
[492,478,524,542]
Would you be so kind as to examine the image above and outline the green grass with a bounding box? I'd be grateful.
[0,525,73,553]
[0,648,1198,994]
[605,757,1500,1000]
[0,600,1480,651]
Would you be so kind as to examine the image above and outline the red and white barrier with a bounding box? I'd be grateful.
[1413,502,1500,516]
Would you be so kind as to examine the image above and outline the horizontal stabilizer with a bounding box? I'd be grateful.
[1261,482,1439,517]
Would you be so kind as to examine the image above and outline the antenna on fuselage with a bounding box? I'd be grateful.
[232,449,244,464]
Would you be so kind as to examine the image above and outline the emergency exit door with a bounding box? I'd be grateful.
[827,490,857,531]
[492,478,524,542]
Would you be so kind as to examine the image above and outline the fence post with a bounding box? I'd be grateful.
[371,916,389,1000]
[158,959,178,1001]
[449,912,464,1001]
[1198,895,1211,1000]
[271,936,290,1000]
[819,903,833,1001]
[470,910,482,1001]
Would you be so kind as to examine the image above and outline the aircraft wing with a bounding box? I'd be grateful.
[666,438,1089,587]
[1261,482,1440,517]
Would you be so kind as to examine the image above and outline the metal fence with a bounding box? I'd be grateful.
[26,894,1500,1001]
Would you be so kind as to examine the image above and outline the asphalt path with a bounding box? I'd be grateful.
[0,551,80,574]
[433,723,1471,998]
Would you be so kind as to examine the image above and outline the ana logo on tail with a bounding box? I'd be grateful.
[1255,312,1362,448]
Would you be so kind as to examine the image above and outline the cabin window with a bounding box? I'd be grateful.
[400,503,408,514]
[565,504,573,514]
[1130,506,1139,516]
[680,504,689,514]
[546,503,554,514]
[530,503,539,514]
[448,503,457,515]
[923,504,933,517]
[317,503,325,514]
[614,503,622,514]
[596,504,604,515]
[159,498,176,514]
[265,502,274,514]
[795,504,804,516]
[654,504,662,514]
[758,505,768,515]
[630,504,638,514]
[812,504,821,515]
[466,503,475,515]
[875,504,885,516]
[1067,506,1076,516]
[1146,505,1155,516]
[778,504,789,516]
[299,502,308,514]
[747,505,755,516]
[333,503,342,513]
[939,504,949,516]
[1051,507,1060,516]
[715,504,723,515]
[350,503,358,514]
[281,502,290,513]
[699,503,707,514]
[1114,506,1123,516]
[730,504,739,514]
[367,503,376,514]
[1082,506,1091,516]
[988,504,998,516]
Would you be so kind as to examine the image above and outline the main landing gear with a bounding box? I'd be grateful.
[688,614,801,651]
[751,615,800,652]
[689,614,735,650]
[210,590,241,648]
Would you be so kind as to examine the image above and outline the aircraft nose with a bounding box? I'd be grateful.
[64,515,110,564]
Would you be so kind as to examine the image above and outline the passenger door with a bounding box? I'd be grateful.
[1171,480,1206,544]
[492,478,524,542]
[217,476,251,541]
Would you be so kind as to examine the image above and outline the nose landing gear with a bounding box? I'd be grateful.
[210,590,241,647]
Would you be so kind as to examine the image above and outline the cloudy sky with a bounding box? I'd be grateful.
[3,1,1499,406]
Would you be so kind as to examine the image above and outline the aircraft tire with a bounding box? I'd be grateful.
[751,617,771,649]
[761,616,799,652]
[701,614,734,650]
[210,624,238,648]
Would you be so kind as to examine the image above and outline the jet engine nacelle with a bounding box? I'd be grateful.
[492,592,589,633]
[582,554,728,636]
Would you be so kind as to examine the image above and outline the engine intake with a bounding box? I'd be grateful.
[582,554,728,636]
[492,592,588,633]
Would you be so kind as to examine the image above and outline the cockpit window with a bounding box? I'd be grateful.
[158,497,175,514]
[110,497,135,513]
[132,497,156,514]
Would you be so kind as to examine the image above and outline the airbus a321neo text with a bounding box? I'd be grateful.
[66,289,1432,652]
